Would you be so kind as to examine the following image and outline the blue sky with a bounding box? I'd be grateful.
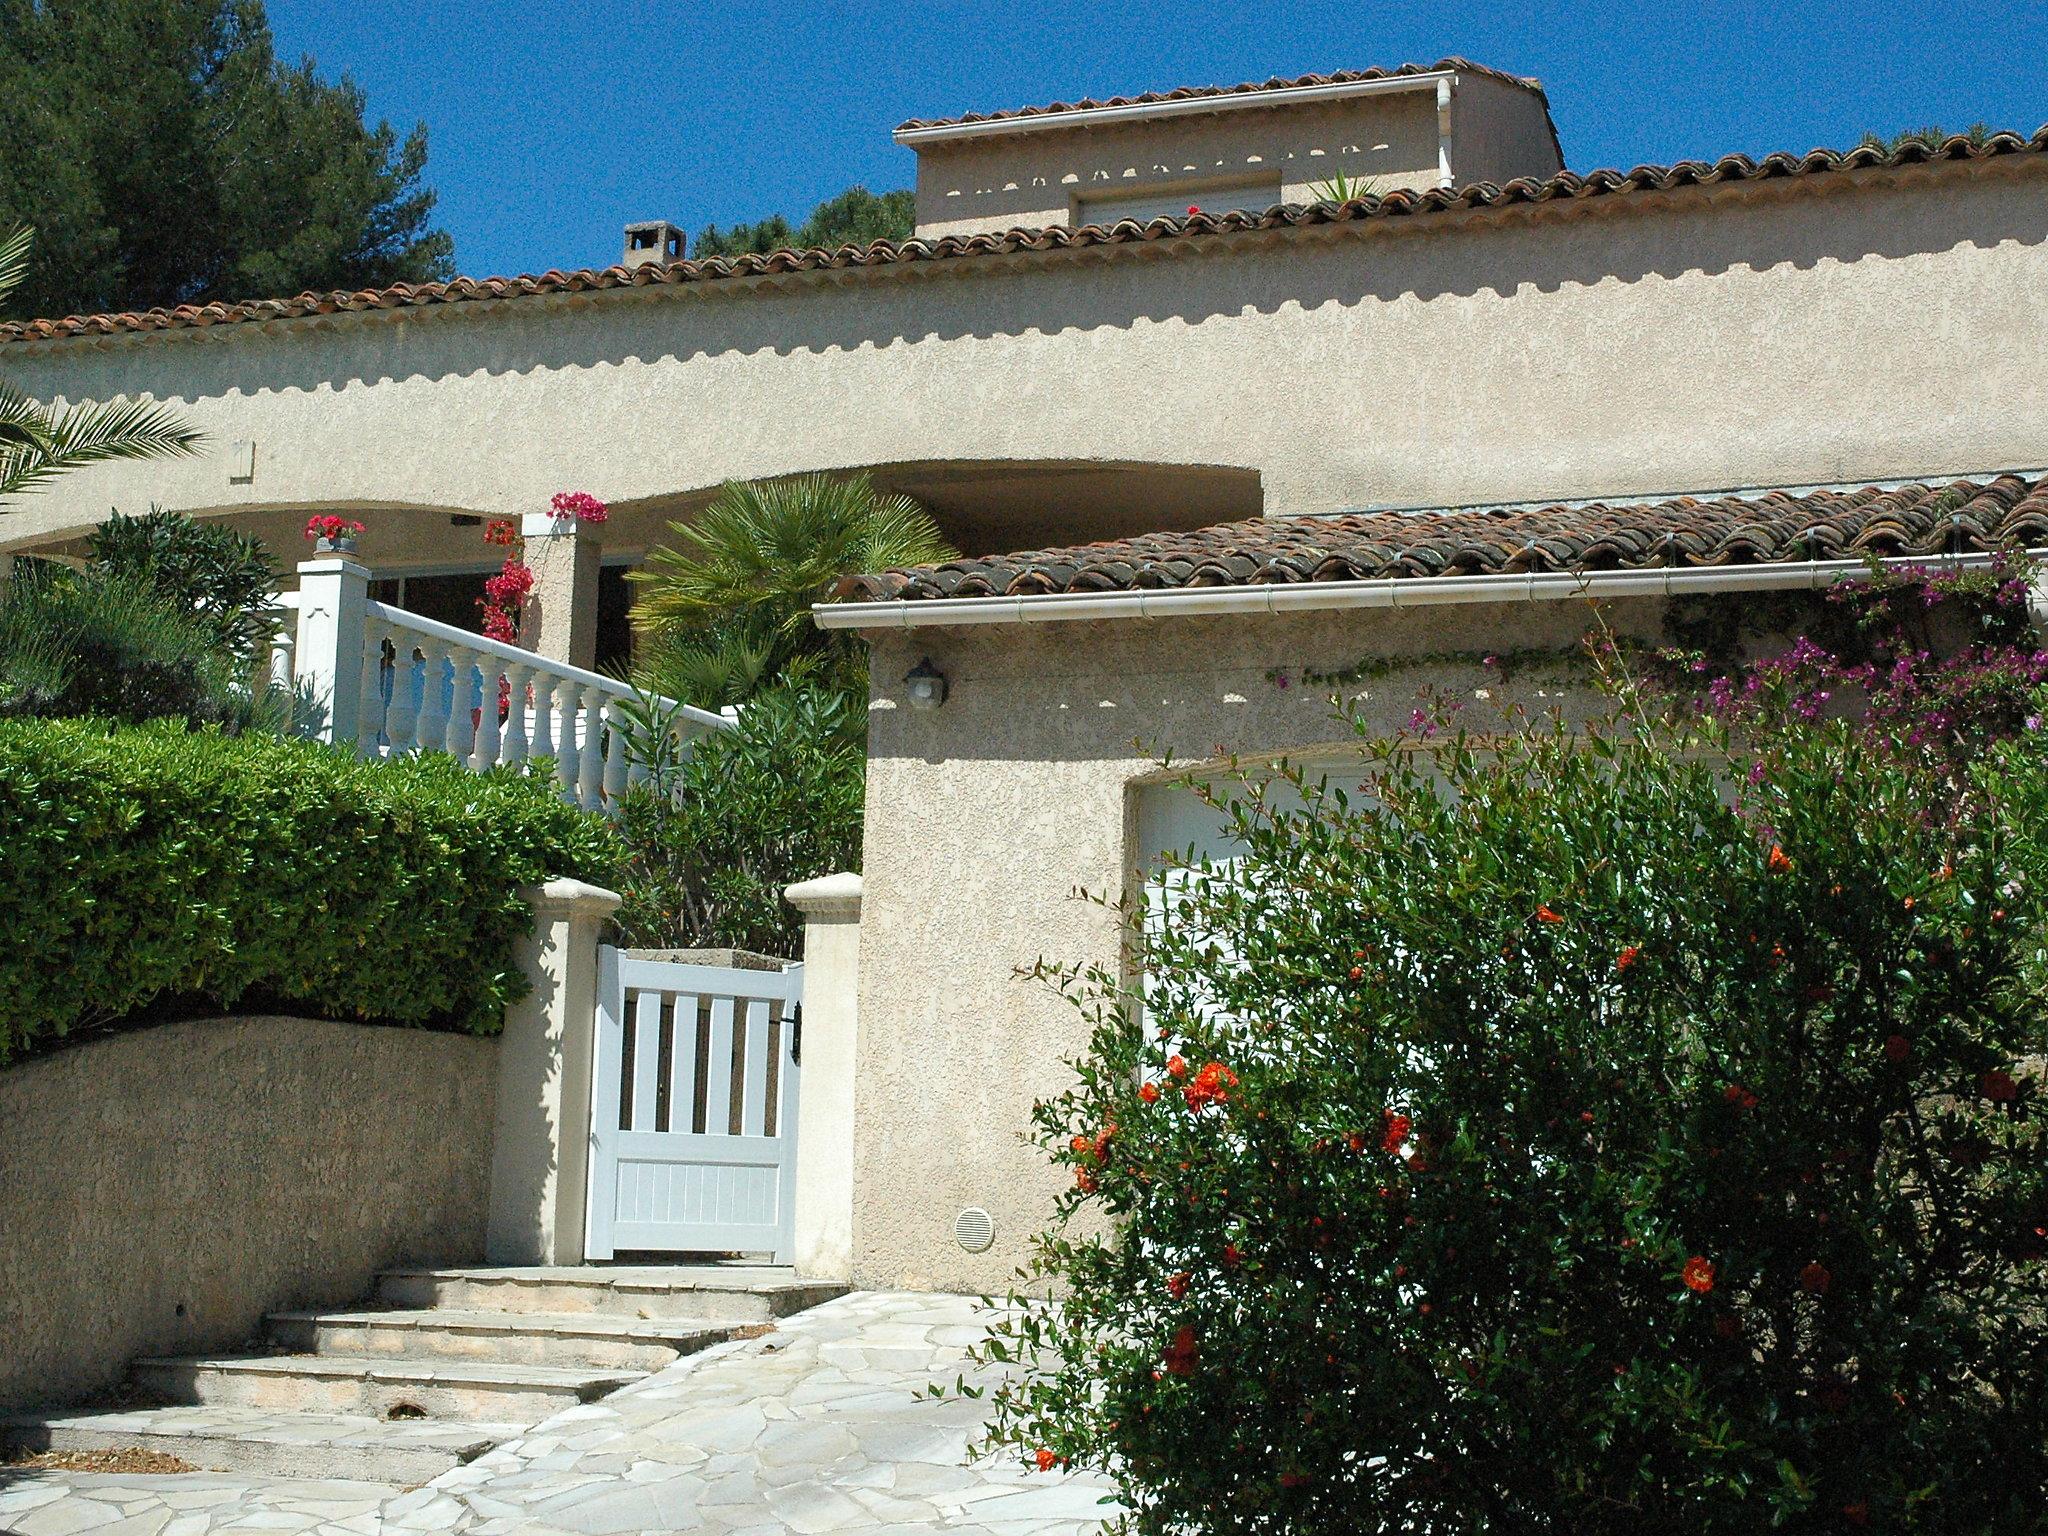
[267,0,2048,281]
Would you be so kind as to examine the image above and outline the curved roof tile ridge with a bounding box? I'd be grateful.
[893,57,1545,132]
[4,127,2042,346]
[834,474,2048,602]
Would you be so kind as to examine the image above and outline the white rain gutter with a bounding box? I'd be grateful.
[892,72,1456,147]
[813,549,2048,632]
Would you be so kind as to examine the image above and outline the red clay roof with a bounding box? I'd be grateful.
[3,128,2042,347]
[894,58,1543,132]
[833,475,2048,602]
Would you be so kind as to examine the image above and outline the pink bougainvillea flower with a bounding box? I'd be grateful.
[549,489,609,525]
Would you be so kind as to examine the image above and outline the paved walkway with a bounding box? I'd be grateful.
[0,1293,1120,1536]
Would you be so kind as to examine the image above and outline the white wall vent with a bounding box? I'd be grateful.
[954,1206,995,1252]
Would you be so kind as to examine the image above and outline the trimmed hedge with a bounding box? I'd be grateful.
[0,720,619,1062]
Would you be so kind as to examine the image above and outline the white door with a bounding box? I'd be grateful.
[585,949,803,1261]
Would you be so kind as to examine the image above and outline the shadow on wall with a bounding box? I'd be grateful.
[0,1016,498,1412]
[19,166,2041,401]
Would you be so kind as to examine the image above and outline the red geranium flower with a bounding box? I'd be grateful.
[1682,1256,1716,1294]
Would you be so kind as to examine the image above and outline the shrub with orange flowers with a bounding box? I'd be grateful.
[970,683,2048,1533]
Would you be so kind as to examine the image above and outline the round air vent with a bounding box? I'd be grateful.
[954,1206,996,1253]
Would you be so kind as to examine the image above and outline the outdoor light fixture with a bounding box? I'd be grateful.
[904,657,949,710]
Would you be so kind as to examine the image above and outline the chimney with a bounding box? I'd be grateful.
[621,219,686,268]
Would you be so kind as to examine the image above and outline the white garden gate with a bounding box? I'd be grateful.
[585,949,804,1261]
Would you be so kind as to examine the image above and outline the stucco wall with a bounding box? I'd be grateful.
[0,1017,497,1411]
[3,157,2043,560]
[849,599,1669,1290]
[910,91,1446,237]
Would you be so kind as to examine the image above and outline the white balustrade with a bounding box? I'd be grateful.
[283,558,727,812]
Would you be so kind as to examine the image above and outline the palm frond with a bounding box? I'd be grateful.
[0,388,205,503]
[0,226,32,310]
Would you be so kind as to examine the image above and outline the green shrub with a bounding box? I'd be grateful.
[87,506,281,666]
[981,707,2048,1533]
[0,567,288,729]
[612,682,863,955]
[0,719,619,1062]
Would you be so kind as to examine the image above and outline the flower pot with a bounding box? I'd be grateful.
[315,535,359,555]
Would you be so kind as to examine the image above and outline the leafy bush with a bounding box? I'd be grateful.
[612,682,863,955]
[87,506,281,665]
[982,705,2048,1532]
[0,566,286,729]
[0,719,618,1063]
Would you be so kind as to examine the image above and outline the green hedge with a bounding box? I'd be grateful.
[0,720,619,1063]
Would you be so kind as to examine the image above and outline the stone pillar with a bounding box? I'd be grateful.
[785,872,862,1282]
[293,553,371,746]
[487,877,622,1265]
[519,513,602,671]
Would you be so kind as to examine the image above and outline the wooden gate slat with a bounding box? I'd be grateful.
[740,998,771,1138]
[630,988,662,1134]
[703,995,736,1137]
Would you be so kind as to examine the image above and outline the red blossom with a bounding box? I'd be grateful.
[1682,1256,1716,1294]
[1535,905,1565,924]
[1165,1055,1188,1080]
[303,514,365,543]
[1723,1083,1759,1111]
[1220,1242,1242,1269]
[1981,1070,2019,1102]
[549,489,609,525]
[1883,1034,1912,1062]
[1381,1110,1412,1155]
[1034,1448,1058,1472]
[1767,844,1794,874]
[1163,1324,1199,1375]
[1138,1081,1160,1104]
[1800,1261,1832,1295]
[1616,945,1641,973]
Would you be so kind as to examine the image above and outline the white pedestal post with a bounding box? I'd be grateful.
[292,554,371,746]
[785,873,863,1282]
[519,513,602,671]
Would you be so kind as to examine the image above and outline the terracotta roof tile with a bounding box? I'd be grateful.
[894,58,1542,132]
[4,128,2043,347]
[833,475,2048,602]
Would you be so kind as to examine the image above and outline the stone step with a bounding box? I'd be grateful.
[0,1404,518,1483]
[374,1264,844,1324]
[129,1352,641,1421]
[267,1307,743,1371]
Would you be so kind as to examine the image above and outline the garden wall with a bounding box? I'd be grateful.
[0,1016,497,1411]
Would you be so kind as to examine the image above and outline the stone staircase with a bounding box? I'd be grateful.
[2,1264,841,1483]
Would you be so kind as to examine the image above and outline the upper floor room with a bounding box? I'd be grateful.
[894,58,1563,238]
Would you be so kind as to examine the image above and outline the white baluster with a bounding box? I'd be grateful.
[267,627,295,693]
[384,636,420,754]
[414,642,450,756]
[500,662,532,768]
[471,664,504,771]
[356,619,389,757]
[443,648,478,762]
[554,680,582,799]
[530,672,556,766]
[602,698,630,807]
[576,685,607,810]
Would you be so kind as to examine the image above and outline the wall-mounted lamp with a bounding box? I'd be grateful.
[904,656,949,710]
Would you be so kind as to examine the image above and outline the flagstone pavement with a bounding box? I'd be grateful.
[0,1292,1121,1536]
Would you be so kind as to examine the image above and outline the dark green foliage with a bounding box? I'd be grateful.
[0,0,452,320]
[983,706,2048,1532]
[612,683,864,956]
[0,719,619,1062]
[0,565,280,728]
[691,185,914,259]
[87,506,279,664]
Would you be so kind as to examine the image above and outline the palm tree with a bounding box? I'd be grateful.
[0,227,201,505]
[630,473,955,708]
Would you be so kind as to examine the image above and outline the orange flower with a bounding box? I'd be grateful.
[1139,1081,1161,1104]
[1034,1448,1059,1472]
[1767,844,1793,874]
[1616,945,1641,973]
[1535,905,1565,924]
[1166,1271,1190,1300]
[1166,1055,1189,1080]
[1074,1167,1097,1194]
[1681,1256,1716,1294]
